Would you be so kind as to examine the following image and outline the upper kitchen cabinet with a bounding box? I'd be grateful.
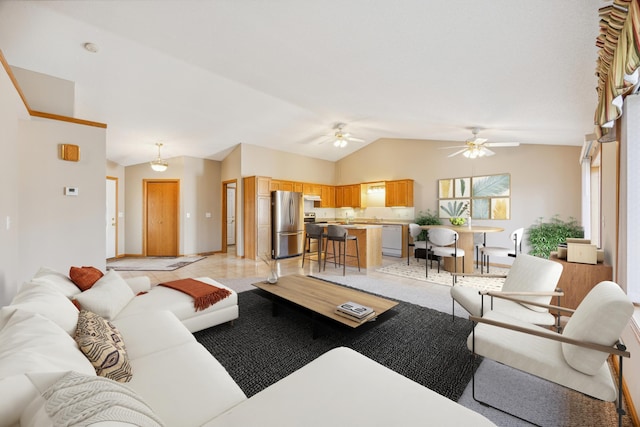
[271,180,303,192]
[303,183,322,196]
[319,185,335,208]
[385,179,414,207]
[336,184,363,208]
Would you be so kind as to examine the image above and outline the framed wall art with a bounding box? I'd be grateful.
[438,173,511,220]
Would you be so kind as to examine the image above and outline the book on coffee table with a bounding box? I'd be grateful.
[334,308,377,323]
[336,301,374,319]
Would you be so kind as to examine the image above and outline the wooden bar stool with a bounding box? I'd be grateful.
[323,225,360,276]
[302,223,326,270]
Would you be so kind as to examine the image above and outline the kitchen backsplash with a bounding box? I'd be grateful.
[311,206,415,221]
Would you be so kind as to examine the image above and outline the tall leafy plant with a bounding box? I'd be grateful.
[414,209,441,241]
[527,215,584,258]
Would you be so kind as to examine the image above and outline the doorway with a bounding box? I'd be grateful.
[144,179,179,256]
[222,180,237,254]
[106,177,118,259]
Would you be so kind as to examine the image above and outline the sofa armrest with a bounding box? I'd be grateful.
[125,276,151,294]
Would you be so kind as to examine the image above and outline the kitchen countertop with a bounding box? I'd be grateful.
[321,222,383,229]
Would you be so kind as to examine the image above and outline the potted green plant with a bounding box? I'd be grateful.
[527,215,584,258]
[414,209,441,242]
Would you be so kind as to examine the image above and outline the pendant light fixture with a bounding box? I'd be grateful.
[150,143,168,172]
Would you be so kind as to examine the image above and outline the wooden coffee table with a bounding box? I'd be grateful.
[253,274,398,338]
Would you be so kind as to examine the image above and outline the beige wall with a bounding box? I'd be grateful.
[11,66,75,116]
[124,156,222,256]
[0,61,27,305]
[241,144,336,184]
[17,119,107,285]
[337,138,582,253]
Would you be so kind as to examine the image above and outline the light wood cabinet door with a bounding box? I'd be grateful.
[293,182,304,193]
[335,186,345,207]
[244,176,272,260]
[320,185,335,207]
[303,183,321,196]
[385,179,414,207]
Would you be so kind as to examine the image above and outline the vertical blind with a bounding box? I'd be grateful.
[595,0,640,138]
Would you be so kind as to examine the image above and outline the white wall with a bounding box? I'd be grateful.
[17,118,106,284]
[0,59,28,305]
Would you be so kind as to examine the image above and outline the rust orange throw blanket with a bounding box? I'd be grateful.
[159,278,231,311]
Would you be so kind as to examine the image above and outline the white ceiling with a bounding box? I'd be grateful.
[0,0,601,166]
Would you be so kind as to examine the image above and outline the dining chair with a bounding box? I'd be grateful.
[468,280,633,426]
[480,227,524,273]
[450,253,564,329]
[407,223,427,265]
[427,228,464,279]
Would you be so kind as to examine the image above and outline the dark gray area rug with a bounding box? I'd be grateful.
[194,288,481,400]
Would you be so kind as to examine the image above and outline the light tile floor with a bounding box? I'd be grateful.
[113,246,425,288]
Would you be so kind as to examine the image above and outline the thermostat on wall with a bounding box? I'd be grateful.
[64,187,79,196]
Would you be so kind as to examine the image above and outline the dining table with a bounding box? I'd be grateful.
[419,224,504,273]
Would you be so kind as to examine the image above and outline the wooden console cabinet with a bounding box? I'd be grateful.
[549,253,613,310]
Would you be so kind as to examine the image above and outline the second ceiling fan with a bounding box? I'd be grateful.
[444,128,520,158]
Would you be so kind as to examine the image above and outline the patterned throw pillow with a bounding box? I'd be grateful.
[74,310,132,382]
[69,266,104,291]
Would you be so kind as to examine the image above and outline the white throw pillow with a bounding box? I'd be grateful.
[31,267,81,298]
[10,281,79,335]
[562,281,633,375]
[0,309,95,379]
[75,270,135,320]
[21,371,164,427]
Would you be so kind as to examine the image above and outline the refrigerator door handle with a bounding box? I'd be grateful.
[279,231,300,236]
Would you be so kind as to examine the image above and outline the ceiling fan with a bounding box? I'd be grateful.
[325,123,365,148]
[443,128,520,158]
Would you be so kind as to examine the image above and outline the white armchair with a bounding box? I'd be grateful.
[468,280,633,426]
[450,253,564,328]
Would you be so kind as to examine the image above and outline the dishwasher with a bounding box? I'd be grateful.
[382,224,403,257]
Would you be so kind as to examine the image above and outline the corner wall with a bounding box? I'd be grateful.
[17,118,106,283]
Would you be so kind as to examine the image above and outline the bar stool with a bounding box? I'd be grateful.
[323,225,361,276]
[302,223,326,270]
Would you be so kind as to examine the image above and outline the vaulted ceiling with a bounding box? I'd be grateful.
[0,1,601,166]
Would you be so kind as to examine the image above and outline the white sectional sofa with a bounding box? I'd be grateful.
[0,267,496,427]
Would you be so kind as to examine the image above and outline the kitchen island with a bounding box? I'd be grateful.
[320,223,383,269]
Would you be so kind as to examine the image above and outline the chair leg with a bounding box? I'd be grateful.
[322,239,329,271]
[341,240,346,276]
[354,238,361,272]
[301,236,308,267]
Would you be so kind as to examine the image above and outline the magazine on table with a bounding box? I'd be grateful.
[336,301,374,319]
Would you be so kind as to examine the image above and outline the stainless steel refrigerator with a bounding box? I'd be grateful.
[271,191,304,259]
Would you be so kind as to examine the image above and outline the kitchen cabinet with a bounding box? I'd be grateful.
[336,184,362,208]
[303,183,321,196]
[385,179,414,207]
[244,176,271,260]
[271,180,304,193]
[320,185,335,207]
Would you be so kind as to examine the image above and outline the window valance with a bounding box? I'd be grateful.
[595,0,640,139]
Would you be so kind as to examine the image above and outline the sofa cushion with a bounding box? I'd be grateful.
[21,371,164,427]
[117,278,236,323]
[69,266,104,291]
[0,375,40,427]
[126,342,246,427]
[562,281,633,375]
[75,270,135,320]
[31,267,81,298]
[10,281,79,335]
[75,310,132,383]
[111,311,195,360]
[0,309,95,379]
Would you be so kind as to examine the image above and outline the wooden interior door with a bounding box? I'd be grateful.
[145,180,179,256]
